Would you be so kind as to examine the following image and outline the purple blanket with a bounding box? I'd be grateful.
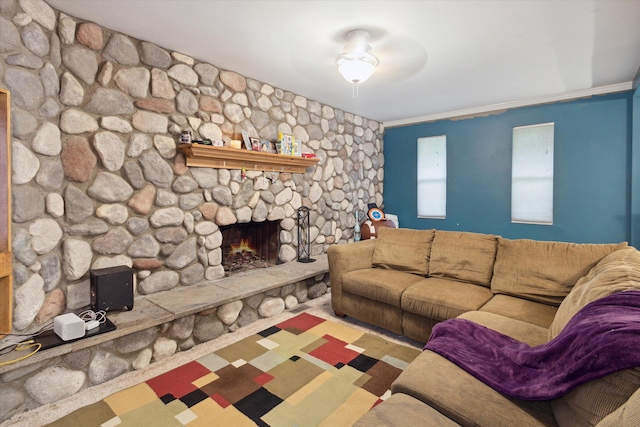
[424,290,640,401]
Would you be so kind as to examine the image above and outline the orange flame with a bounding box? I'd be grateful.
[230,238,256,254]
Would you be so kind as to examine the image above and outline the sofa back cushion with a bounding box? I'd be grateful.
[372,228,435,275]
[549,247,640,426]
[491,238,627,305]
[428,230,498,287]
[548,247,640,340]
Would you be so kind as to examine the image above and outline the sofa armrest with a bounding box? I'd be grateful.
[392,350,558,427]
[354,393,462,426]
[328,240,376,315]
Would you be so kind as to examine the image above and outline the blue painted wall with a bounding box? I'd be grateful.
[383,92,635,244]
[631,86,640,245]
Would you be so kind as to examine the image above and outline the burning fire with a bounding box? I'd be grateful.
[230,238,256,255]
[224,236,268,273]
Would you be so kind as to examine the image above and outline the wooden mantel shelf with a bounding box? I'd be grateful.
[177,144,320,174]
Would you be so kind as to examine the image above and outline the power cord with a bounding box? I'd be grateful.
[78,309,107,324]
[1,321,54,338]
[0,321,53,364]
[0,311,107,365]
[0,340,42,366]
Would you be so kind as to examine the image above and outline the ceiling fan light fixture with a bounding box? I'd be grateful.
[336,30,379,85]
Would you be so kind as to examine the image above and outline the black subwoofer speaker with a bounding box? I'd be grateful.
[90,265,134,312]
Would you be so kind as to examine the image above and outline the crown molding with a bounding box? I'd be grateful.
[384,82,634,129]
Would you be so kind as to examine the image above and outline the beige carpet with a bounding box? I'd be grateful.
[2,294,421,426]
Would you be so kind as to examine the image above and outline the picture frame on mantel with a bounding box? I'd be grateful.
[277,132,294,155]
[250,137,261,151]
[241,130,252,150]
[261,139,276,153]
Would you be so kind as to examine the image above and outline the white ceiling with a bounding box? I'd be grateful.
[46,0,640,126]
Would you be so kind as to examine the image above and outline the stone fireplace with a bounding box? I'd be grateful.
[221,220,280,274]
[0,1,385,421]
[2,0,385,330]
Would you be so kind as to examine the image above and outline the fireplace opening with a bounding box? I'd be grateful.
[221,220,280,275]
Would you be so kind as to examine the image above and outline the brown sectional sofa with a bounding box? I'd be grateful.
[327,228,640,426]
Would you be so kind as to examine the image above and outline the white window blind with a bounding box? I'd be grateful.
[417,135,447,218]
[511,123,554,224]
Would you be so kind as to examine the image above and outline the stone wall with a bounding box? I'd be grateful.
[0,0,384,420]
[0,0,384,331]
[0,275,328,420]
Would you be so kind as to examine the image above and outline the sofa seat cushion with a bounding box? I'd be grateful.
[429,230,498,287]
[491,238,627,305]
[401,278,493,321]
[458,311,549,347]
[549,247,640,340]
[402,312,440,343]
[343,268,425,307]
[340,292,405,335]
[479,294,557,329]
[372,227,435,275]
[353,392,461,427]
[392,350,558,427]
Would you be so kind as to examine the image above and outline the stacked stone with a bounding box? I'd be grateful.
[2,0,383,332]
[0,274,328,419]
[0,0,384,419]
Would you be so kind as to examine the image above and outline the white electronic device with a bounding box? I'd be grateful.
[85,320,100,331]
[54,313,86,341]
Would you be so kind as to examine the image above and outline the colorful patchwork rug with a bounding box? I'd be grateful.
[47,313,421,426]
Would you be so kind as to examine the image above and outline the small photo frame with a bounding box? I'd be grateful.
[277,132,294,155]
[250,137,261,151]
[241,130,252,150]
[260,139,275,153]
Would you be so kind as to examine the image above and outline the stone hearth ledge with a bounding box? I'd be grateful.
[0,255,328,375]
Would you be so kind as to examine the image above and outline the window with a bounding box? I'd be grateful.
[417,135,447,218]
[511,123,554,224]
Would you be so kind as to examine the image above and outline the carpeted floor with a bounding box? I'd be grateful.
[3,294,422,427]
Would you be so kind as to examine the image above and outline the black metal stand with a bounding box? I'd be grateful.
[297,206,316,263]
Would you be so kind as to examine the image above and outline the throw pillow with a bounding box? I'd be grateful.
[491,238,627,306]
[372,228,435,275]
[428,230,498,287]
